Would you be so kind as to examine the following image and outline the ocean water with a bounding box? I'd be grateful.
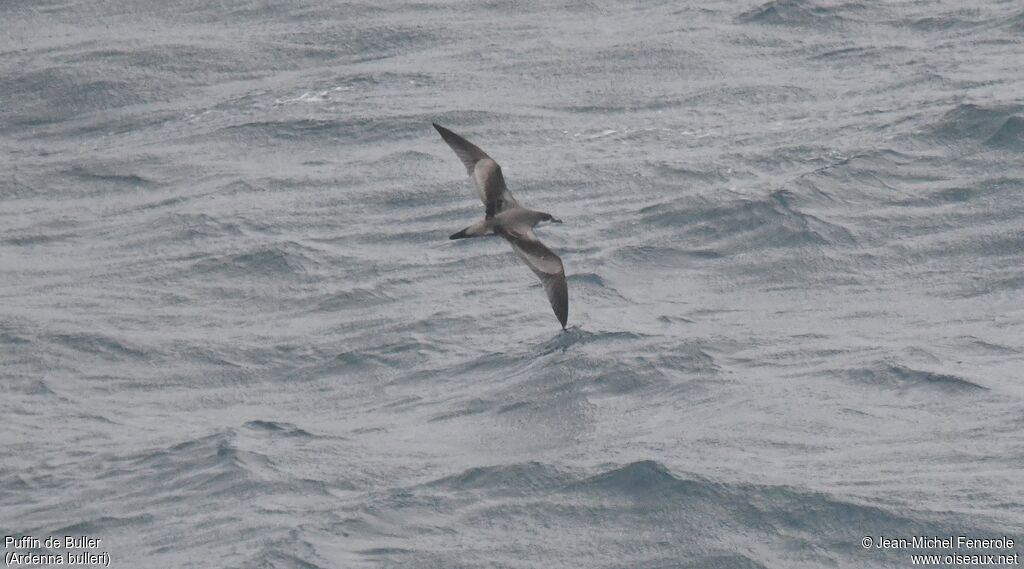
[2,0,1023,567]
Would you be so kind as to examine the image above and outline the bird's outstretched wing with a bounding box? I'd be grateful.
[501,228,568,329]
[433,123,519,218]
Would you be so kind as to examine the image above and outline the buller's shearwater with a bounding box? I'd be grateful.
[433,123,569,330]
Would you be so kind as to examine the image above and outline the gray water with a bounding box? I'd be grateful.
[3,1,1024,567]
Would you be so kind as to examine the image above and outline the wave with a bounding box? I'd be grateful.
[3,67,147,127]
[565,459,707,498]
[218,118,344,142]
[148,212,244,241]
[843,363,987,392]
[533,328,648,353]
[350,459,972,567]
[985,115,1024,150]
[648,161,731,184]
[426,462,575,495]
[680,84,813,107]
[422,330,713,425]
[17,427,337,568]
[810,45,892,61]
[932,104,1024,150]
[50,514,157,537]
[117,427,333,499]
[191,241,323,278]
[61,166,152,188]
[215,115,432,146]
[306,334,453,384]
[226,549,327,569]
[48,332,149,361]
[960,337,1021,355]
[737,0,863,27]
[4,378,57,397]
[1010,9,1024,32]
[124,433,263,497]
[243,420,313,438]
[637,189,854,253]
[0,329,32,345]
[565,271,627,303]
[314,287,395,311]
[609,245,723,272]
[893,176,1023,207]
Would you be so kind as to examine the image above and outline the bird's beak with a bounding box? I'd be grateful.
[551,218,563,224]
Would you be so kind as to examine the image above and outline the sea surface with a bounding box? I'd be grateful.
[2,1,1024,567]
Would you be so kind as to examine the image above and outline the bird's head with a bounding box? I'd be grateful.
[538,212,563,225]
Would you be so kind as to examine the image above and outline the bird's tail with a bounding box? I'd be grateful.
[449,220,492,240]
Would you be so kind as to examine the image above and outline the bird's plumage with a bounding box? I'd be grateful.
[433,123,519,218]
[503,228,569,328]
[433,123,569,329]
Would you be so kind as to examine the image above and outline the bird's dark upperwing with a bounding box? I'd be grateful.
[433,123,519,218]
[501,229,568,329]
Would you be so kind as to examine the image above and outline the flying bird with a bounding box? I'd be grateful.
[433,123,569,330]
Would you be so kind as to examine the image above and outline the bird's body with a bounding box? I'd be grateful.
[433,123,569,329]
